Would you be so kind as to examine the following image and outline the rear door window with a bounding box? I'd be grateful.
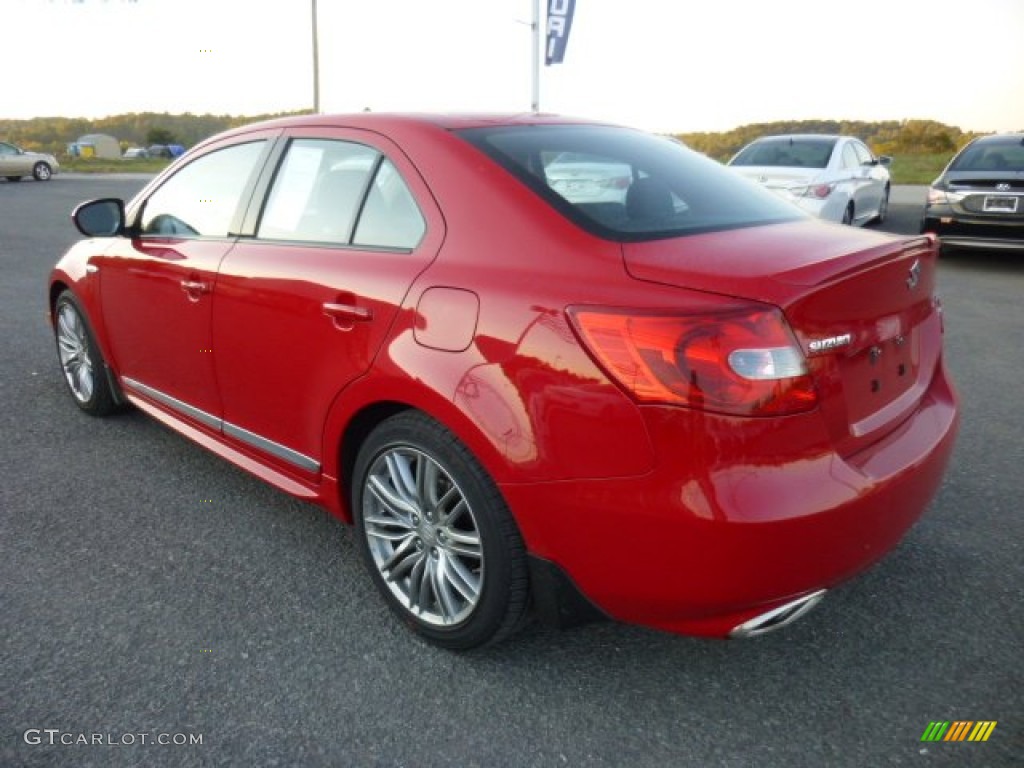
[852,141,874,165]
[258,139,425,249]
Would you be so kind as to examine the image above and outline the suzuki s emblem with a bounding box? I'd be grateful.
[907,259,921,290]
[996,183,1011,191]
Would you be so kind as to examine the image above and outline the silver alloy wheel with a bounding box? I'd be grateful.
[362,446,484,627]
[56,302,94,403]
[34,163,51,181]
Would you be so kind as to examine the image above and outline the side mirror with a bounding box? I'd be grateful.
[879,155,893,167]
[72,198,125,237]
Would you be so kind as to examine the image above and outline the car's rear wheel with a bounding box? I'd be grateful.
[352,412,529,650]
[842,203,854,225]
[6,176,22,182]
[54,291,118,416]
[33,162,53,181]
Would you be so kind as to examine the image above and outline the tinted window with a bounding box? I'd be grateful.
[258,139,425,249]
[259,139,377,243]
[730,138,836,169]
[841,143,861,170]
[0,142,17,156]
[852,141,874,165]
[950,140,1024,172]
[353,158,426,249]
[460,125,802,241]
[140,141,265,237]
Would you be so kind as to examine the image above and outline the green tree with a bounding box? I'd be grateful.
[146,127,177,145]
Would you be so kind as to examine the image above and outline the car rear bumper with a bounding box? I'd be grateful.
[922,215,1024,252]
[793,195,843,222]
[503,360,959,638]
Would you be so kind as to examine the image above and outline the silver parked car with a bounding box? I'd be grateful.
[728,135,890,226]
[0,141,60,181]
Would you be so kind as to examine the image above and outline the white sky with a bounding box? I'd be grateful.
[4,0,1023,134]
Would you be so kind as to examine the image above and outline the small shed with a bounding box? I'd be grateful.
[69,133,121,159]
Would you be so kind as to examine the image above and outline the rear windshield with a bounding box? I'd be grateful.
[458,124,802,242]
[949,140,1024,172]
[730,138,836,169]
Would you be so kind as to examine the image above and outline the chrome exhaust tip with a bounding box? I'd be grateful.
[729,589,827,639]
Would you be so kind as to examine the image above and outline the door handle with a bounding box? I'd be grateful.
[322,301,373,328]
[180,279,210,302]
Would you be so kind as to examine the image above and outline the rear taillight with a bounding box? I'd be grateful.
[791,183,834,199]
[600,176,632,190]
[568,304,818,416]
[927,186,964,205]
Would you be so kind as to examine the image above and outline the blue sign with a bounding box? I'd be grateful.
[545,0,576,66]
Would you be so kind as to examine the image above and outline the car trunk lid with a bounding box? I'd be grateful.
[731,166,820,192]
[622,220,942,456]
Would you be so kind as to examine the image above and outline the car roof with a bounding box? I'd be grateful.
[752,134,848,142]
[966,133,1024,146]
[205,112,611,144]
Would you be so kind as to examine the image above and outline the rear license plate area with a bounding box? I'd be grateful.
[844,331,919,423]
[983,195,1018,213]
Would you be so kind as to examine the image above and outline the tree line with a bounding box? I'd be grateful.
[676,119,989,162]
[0,112,1002,161]
[0,110,310,155]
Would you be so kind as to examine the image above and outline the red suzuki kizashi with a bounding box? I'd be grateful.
[50,114,959,649]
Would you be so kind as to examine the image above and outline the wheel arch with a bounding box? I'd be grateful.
[49,280,126,406]
[325,375,514,525]
[337,400,413,522]
[48,279,70,320]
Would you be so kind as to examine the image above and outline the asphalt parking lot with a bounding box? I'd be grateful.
[2,176,1021,767]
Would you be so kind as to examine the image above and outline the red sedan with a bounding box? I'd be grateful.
[49,114,958,649]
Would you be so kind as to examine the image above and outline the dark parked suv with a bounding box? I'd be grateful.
[921,133,1024,252]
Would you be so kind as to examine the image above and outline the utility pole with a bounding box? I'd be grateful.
[531,0,540,112]
[312,0,321,113]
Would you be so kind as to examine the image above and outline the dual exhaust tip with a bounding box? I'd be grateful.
[729,589,827,639]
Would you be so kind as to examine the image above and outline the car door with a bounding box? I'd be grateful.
[0,142,22,177]
[851,140,883,215]
[96,136,272,425]
[836,141,868,219]
[211,131,443,476]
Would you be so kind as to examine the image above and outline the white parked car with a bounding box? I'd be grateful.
[728,135,891,226]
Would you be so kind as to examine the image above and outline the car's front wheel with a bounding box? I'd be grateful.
[33,162,53,181]
[352,412,529,650]
[54,291,119,416]
[842,203,854,225]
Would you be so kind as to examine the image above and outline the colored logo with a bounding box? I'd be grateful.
[921,721,997,742]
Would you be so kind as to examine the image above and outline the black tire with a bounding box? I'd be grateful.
[33,162,53,181]
[352,411,529,650]
[6,176,22,182]
[842,203,854,225]
[53,291,119,416]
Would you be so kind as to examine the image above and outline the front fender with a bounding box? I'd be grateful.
[49,240,116,368]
